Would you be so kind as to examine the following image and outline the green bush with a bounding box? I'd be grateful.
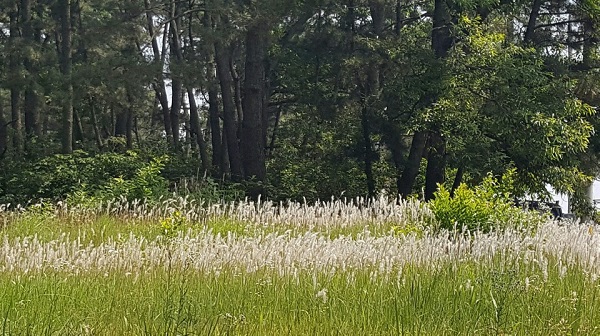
[1,151,146,204]
[98,155,169,202]
[430,172,546,232]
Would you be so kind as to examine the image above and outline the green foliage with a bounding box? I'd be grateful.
[430,171,546,232]
[160,210,187,237]
[391,223,425,238]
[0,151,173,206]
[1,151,146,204]
[93,155,169,203]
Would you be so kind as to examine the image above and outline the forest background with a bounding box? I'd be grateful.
[1,0,600,216]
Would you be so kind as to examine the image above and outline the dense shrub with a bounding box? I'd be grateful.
[0,151,168,205]
[430,172,546,232]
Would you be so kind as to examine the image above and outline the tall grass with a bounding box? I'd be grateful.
[0,197,597,334]
[1,260,599,334]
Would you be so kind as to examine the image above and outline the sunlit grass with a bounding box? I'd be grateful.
[0,198,597,334]
[1,260,599,335]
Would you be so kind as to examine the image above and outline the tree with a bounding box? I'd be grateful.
[58,0,73,154]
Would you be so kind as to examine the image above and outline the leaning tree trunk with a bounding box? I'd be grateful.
[398,131,428,198]
[187,87,210,174]
[524,0,543,45]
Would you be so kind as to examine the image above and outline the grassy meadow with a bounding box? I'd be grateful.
[1,197,600,335]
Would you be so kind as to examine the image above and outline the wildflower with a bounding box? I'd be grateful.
[316,288,328,303]
[465,279,473,291]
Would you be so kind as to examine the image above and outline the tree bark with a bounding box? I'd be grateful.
[187,87,210,174]
[58,0,74,154]
[203,12,223,175]
[168,1,183,151]
[9,5,23,156]
[215,42,244,179]
[144,0,173,148]
[22,0,41,139]
[424,0,453,199]
[425,132,446,201]
[73,110,84,147]
[398,131,428,198]
[361,106,376,198]
[89,97,104,150]
[241,22,269,183]
[524,0,543,44]
[0,99,7,155]
[450,166,464,197]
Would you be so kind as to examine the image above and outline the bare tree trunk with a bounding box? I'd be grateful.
[144,0,173,147]
[241,22,269,184]
[59,0,74,154]
[524,0,543,44]
[22,0,41,139]
[9,5,23,156]
[361,106,376,198]
[267,106,282,157]
[89,97,104,150]
[398,131,428,198]
[360,1,386,199]
[425,132,446,200]
[215,41,244,180]
[0,98,7,155]
[208,72,223,173]
[450,166,464,197]
[203,12,223,175]
[168,0,183,151]
[221,125,231,177]
[395,0,405,35]
[73,110,84,147]
[424,0,453,199]
[187,87,210,174]
[231,49,244,137]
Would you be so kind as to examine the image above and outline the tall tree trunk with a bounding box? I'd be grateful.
[395,0,405,35]
[9,5,23,156]
[424,0,453,199]
[169,1,183,151]
[221,124,231,177]
[187,87,210,174]
[73,110,84,146]
[398,131,428,198]
[241,22,269,184]
[144,0,173,148]
[450,166,464,197]
[360,1,386,199]
[425,132,446,200]
[207,71,223,174]
[524,0,543,44]
[89,97,104,150]
[59,0,74,154]
[232,53,244,138]
[203,11,223,175]
[0,99,7,155]
[215,42,244,179]
[361,107,376,198]
[22,0,41,139]
[126,92,134,149]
